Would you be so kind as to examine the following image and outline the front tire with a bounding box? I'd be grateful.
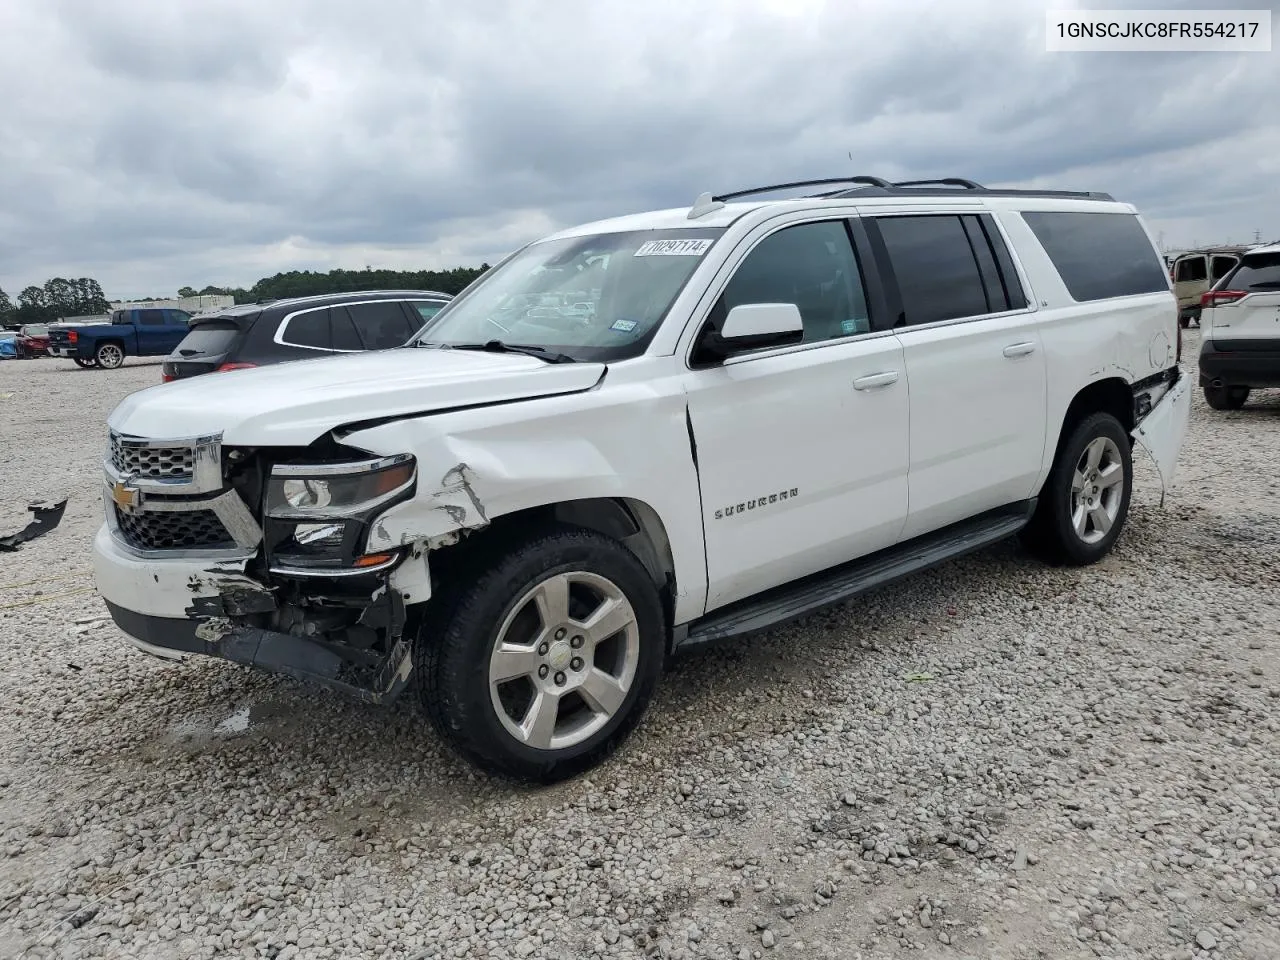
[95,343,125,369]
[1203,385,1249,410]
[1023,412,1132,566]
[417,527,665,783]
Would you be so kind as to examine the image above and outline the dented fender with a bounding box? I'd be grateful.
[347,428,628,554]
[338,380,710,624]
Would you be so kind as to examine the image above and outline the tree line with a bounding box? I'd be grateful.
[0,277,112,327]
[176,265,491,305]
[1,264,490,328]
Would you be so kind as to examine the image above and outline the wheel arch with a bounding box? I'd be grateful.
[1050,376,1134,469]
[429,496,678,623]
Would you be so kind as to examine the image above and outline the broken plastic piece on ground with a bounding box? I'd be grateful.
[0,499,69,552]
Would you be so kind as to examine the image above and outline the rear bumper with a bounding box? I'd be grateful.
[48,345,80,358]
[1199,338,1280,389]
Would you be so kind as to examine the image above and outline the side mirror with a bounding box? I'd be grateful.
[720,303,804,341]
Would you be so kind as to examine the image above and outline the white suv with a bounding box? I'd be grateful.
[94,176,1192,782]
[1198,243,1280,409]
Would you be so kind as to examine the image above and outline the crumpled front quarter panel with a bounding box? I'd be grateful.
[342,371,710,623]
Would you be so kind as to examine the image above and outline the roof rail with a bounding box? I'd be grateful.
[711,177,893,203]
[693,176,1116,213]
[892,178,984,190]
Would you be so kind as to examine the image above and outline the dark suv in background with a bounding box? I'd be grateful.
[161,290,452,381]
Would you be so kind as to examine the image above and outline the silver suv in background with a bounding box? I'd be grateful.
[1198,243,1280,409]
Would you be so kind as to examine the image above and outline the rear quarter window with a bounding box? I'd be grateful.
[1021,211,1169,302]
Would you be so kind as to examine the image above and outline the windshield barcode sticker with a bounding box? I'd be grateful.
[634,239,714,257]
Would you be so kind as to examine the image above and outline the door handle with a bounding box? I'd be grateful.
[853,371,900,391]
[1002,341,1037,358]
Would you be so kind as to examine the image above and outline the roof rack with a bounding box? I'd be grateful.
[712,177,893,203]
[688,176,1115,216]
[892,178,984,190]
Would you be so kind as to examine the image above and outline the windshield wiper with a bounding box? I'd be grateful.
[440,340,578,364]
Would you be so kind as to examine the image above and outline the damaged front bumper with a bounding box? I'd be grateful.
[92,524,421,704]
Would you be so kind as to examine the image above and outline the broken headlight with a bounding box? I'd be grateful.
[266,455,416,519]
[264,454,416,575]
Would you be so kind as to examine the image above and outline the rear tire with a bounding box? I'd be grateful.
[95,343,125,369]
[73,358,97,368]
[1022,412,1132,566]
[1203,385,1249,410]
[416,526,665,783]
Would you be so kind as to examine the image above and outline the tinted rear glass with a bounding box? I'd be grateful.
[174,323,240,357]
[281,309,330,348]
[329,306,364,351]
[1224,252,1280,290]
[1022,212,1168,302]
[348,301,416,349]
[876,215,990,324]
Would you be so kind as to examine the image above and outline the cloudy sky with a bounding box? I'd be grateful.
[1,0,1277,300]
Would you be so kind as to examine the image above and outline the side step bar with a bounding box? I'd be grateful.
[679,500,1036,649]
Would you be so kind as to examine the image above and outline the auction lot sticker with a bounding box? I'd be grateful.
[634,239,715,257]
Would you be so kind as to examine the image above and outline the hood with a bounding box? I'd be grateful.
[108,347,606,446]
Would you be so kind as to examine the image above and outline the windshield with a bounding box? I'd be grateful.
[413,228,726,361]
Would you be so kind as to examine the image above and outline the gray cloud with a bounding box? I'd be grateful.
[1,0,1277,299]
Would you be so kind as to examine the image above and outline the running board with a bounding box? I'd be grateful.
[680,500,1036,649]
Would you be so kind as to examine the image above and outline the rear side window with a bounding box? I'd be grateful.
[1174,256,1208,283]
[138,309,167,326]
[279,308,330,349]
[175,323,239,357]
[348,301,416,349]
[328,306,364,351]
[1223,252,1280,290]
[875,215,990,325]
[1022,211,1168,302]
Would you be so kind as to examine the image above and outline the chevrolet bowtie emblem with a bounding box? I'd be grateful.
[111,480,141,512]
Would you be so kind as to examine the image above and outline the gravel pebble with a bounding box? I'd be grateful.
[2,343,1278,959]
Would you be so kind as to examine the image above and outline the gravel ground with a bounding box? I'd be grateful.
[1,342,1278,960]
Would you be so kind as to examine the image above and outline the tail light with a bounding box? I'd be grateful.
[162,373,176,383]
[216,362,257,373]
[1201,289,1247,308]
[1175,312,1183,363]
[67,331,77,343]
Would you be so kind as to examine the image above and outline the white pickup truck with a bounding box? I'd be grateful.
[94,176,1191,782]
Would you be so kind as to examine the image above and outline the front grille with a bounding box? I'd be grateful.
[114,507,235,551]
[109,434,195,481]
